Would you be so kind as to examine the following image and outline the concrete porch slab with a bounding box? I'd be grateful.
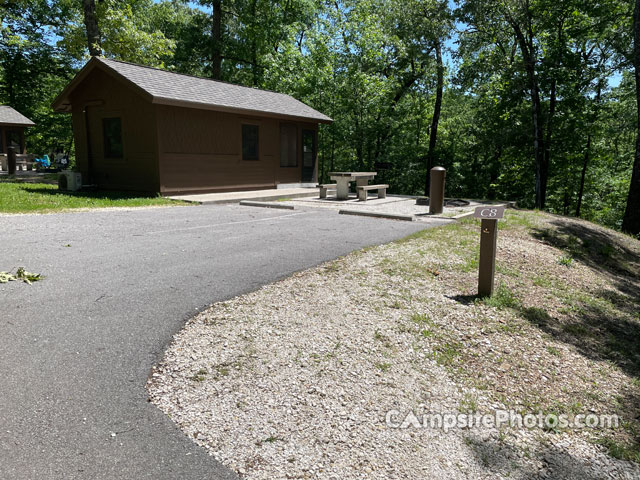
[167,187,317,205]
[272,195,514,223]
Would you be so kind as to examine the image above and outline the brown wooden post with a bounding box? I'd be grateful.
[20,128,25,154]
[429,166,446,214]
[478,218,498,297]
[474,205,506,297]
[7,147,17,175]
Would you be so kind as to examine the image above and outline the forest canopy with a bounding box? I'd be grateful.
[1,0,639,234]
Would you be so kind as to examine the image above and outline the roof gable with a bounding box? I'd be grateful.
[0,106,35,127]
[53,57,332,123]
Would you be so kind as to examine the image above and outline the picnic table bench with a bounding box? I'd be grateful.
[327,172,377,200]
[357,184,388,201]
[0,154,36,172]
[317,183,337,199]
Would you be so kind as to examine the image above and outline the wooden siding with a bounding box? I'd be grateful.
[69,68,159,192]
[0,126,26,154]
[65,67,321,194]
[156,104,318,194]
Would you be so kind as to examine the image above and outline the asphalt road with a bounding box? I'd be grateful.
[0,204,445,479]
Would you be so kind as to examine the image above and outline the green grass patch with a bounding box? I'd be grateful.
[497,210,541,230]
[410,313,433,325]
[431,341,462,366]
[562,323,591,337]
[0,182,185,213]
[520,306,552,326]
[532,275,553,288]
[459,393,479,413]
[557,255,574,267]
[189,368,208,382]
[546,345,561,356]
[598,437,640,463]
[479,283,521,309]
[375,361,392,372]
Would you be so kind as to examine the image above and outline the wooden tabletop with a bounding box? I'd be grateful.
[328,172,377,177]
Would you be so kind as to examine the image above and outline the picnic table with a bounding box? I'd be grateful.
[328,171,377,200]
[0,153,36,172]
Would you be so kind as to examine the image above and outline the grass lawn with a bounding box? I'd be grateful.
[0,181,186,213]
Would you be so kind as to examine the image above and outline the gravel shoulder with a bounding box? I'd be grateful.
[148,210,640,479]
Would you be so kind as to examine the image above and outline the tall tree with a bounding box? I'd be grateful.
[211,0,222,79]
[0,0,76,155]
[622,0,640,235]
[504,2,548,209]
[196,0,224,79]
[82,0,101,56]
[425,39,444,195]
[458,0,549,208]
[59,0,175,66]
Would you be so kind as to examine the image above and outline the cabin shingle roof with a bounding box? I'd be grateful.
[0,106,35,126]
[53,57,332,123]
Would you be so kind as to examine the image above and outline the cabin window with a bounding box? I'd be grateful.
[103,117,123,158]
[242,124,259,161]
[280,124,297,167]
[5,129,22,153]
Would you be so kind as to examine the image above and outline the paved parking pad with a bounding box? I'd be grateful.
[0,204,446,479]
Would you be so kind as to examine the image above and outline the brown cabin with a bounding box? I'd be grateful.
[52,57,332,194]
[0,106,34,154]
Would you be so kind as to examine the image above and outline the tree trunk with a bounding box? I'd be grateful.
[543,21,563,204]
[527,61,547,210]
[622,0,640,235]
[577,84,601,218]
[510,18,547,209]
[250,0,258,86]
[424,40,444,196]
[487,146,502,200]
[576,134,591,218]
[544,77,556,191]
[319,127,324,181]
[355,114,364,169]
[330,126,335,174]
[82,0,101,57]
[211,0,222,80]
[6,67,15,107]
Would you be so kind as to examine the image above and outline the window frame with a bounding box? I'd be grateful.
[241,123,260,161]
[102,117,124,159]
[5,129,22,154]
[279,123,298,168]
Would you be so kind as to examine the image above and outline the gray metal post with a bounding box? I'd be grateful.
[429,166,446,214]
[7,147,16,175]
[478,218,498,297]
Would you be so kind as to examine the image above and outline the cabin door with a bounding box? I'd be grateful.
[84,106,95,183]
[301,129,316,182]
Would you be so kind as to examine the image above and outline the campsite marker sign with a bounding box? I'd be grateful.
[473,205,506,297]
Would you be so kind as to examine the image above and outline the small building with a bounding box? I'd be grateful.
[0,106,35,155]
[52,57,332,194]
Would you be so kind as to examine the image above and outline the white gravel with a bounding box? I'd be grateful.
[148,233,640,480]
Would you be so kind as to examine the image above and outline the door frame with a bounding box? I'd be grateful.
[301,129,316,182]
